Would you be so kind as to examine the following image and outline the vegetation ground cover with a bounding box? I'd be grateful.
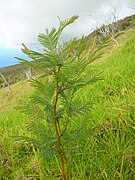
[0,28,135,179]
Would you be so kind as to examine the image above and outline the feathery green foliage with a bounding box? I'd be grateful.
[16,15,109,179]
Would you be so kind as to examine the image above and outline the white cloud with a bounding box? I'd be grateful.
[0,0,134,49]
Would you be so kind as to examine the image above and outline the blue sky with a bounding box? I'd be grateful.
[0,0,134,67]
[0,47,24,67]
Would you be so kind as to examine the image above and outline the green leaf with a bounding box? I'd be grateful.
[58,15,79,36]
[15,57,33,66]
[38,27,58,51]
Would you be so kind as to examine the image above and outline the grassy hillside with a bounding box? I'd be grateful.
[0,25,135,179]
[0,14,135,89]
[0,64,27,88]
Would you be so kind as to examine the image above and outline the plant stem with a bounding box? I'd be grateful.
[53,68,66,180]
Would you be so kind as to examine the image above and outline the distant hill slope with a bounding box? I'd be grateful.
[0,14,135,89]
[0,27,134,112]
[0,64,35,88]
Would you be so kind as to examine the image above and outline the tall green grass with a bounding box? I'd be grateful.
[71,34,135,179]
[0,32,135,179]
[0,111,40,179]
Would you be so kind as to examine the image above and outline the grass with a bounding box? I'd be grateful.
[0,29,135,179]
[0,80,32,112]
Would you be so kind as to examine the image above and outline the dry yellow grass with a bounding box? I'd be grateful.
[0,80,32,111]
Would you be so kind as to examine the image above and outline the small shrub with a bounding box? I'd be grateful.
[16,15,109,179]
